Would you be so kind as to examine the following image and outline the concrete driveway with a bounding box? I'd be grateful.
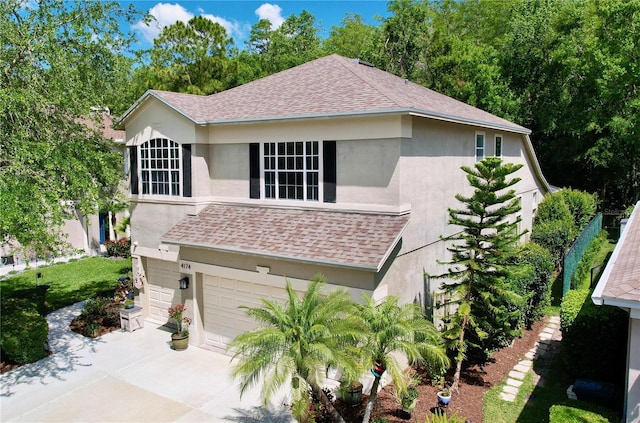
[0,303,293,422]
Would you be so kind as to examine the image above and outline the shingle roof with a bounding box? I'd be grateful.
[599,203,640,303]
[161,204,410,271]
[127,54,528,134]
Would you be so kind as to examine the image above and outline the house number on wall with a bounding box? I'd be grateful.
[180,263,191,270]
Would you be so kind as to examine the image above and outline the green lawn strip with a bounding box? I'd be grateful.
[0,257,132,311]
[483,369,536,423]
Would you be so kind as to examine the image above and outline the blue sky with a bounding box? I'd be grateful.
[125,1,390,50]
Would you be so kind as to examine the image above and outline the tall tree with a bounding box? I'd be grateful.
[323,13,377,61]
[432,157,524,391]
[228,275,361,423]
[356,295,448,423]
[0,0,143,255]
[145,16,233,95]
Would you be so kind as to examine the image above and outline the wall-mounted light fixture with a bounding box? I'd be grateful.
[179,276,189,290]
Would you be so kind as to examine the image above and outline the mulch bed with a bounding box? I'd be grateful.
[335,319,546,423]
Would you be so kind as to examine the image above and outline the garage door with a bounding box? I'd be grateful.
[203,275,292,351]
[146,259,180,323]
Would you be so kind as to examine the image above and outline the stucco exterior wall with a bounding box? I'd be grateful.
[209,143,249,199]
[125,101,196,147]
[180,246,376,291]
[628,316,640,423]
[130,202,195,249]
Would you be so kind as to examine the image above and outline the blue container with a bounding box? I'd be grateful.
[572,378,616,404]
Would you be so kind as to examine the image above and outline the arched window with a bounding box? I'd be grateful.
[140,138,180,196]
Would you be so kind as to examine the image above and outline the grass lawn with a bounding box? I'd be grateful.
[483,351,619,422]
[1,257,132,312]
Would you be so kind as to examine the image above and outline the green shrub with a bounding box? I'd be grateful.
[535,192,575,226]
[508,242,554,328]
[81,297,120,328]
[0,298,49,364]
[571,231,607,290]
[560,288,627,385]
[560,189,597,232]
[549,403,618,422]
[531,220,574,267]
[105,238,131,258]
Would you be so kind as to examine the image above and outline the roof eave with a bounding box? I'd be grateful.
[160,239,381,272]
[202,107,530,134]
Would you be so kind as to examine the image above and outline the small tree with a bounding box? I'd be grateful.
[433,157,525,391]
[228,275,361,423]
[356,295,449,423]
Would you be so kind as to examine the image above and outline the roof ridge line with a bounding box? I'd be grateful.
[338,56,403,108]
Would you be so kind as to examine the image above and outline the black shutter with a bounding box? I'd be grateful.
[323,141,336,203]
[129,146,138,195]
[182,144,192,197]
[249,143,260,198]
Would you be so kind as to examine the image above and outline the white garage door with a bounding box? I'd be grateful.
[203,274,291,351]
[146,259,180,323]
[148,285,175,323]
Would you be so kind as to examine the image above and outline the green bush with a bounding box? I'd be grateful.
[549,403,618,422]
[105,238,131,258]
[571,231,607,290]
[560,189,597,232]
[0,298,49,364]
[508,242,554,328]
[531,220,574,267]
[560,288,627,385]
[80,296,120,328]
[535,192,575,226]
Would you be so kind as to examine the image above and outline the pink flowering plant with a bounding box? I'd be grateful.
[168,304,191,336]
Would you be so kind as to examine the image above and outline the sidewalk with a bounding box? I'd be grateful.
[0,303,293,422]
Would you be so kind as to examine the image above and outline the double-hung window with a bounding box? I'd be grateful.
[130,138,191,197]
[475,132,485,162]
[250,141,336,203]
[140,138,181,196]
[264,141,319,201]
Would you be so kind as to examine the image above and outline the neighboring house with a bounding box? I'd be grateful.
[59,113,128,255]
[592,202,640,423]
[118,54,552,352]
[0,113,127,264]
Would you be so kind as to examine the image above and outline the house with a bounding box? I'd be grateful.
[118,54,552,352]
[592,202,640,423]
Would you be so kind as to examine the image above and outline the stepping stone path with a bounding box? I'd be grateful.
[499,315,562,402]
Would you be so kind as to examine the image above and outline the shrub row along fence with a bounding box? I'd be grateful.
[562,213,602,296]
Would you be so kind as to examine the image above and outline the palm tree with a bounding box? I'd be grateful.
[356,295,449,423]
[228,274,363,423]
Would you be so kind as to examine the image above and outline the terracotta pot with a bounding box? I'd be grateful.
[171,333,189,351]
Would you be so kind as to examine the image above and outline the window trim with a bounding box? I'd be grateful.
[138,138,182,197]
[259,141,324,202]
[475,131,485,162]
[494,134,503,158]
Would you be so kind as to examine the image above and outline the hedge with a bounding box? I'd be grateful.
[0,298,49,364]
[560,289,627,385]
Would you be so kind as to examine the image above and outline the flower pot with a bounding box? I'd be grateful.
[343,383,363,406]
[171,333,189,351]
[437,390,451,406]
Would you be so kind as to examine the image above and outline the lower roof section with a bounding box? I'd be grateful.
[161,203,410,271]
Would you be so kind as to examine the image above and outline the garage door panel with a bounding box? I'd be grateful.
[203,274,288,351]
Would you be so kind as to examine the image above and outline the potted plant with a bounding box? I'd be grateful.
[340,379,363,406]
[435,376,452,406]
[168,303,191,350]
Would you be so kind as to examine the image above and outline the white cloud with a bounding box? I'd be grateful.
[255,3,285,29]
[133,3,246,44]
[133,3,193,42]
